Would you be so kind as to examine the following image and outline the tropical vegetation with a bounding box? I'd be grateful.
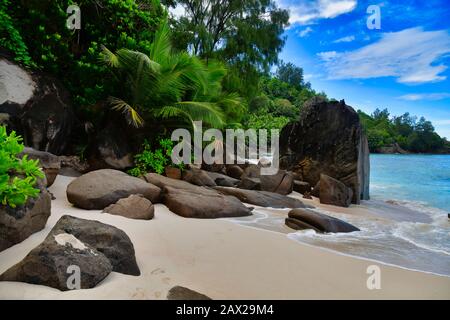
[358,109,449,153]
[0,126,44,208]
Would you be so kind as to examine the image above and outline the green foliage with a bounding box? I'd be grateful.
[4,0,165,108]
[244,62,327,131]
[128,138,185,176]
[276,61,303,89]
[244,113,290,139]
[0,126,44,208]
[358,109,447,153]
[0,0,34,67]
[165,0,289,98]
[103,20,244,129]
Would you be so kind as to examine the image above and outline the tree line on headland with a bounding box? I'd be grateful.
[358,109,449,154]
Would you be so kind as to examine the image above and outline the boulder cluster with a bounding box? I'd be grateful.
[1,63,367,294]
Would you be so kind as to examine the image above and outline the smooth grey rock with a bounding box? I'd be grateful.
[67,169,161,209]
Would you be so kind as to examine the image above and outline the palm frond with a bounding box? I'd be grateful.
[100,45,120,68]
[174,101,225,128]
[109,97,144,128]
[149,20,172,62]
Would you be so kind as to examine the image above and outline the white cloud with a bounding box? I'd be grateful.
[317,51,338,61]
[297,27,313,38]
[318,27,450,84]
[304,73,323,80]
[276,0,357,25]
[398,93,450,101]
[433,120,450,125]
[333,35,355,43]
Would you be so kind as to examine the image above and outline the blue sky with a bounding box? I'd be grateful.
[275,0,450,138]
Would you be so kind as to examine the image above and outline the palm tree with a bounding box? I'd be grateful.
[101,20,243,129]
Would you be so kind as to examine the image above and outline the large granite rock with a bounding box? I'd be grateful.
[238,176,261,190]
[260,170,294,195]
[103,194,154,220]
[319,174,353,207]
[285,208,360,233]
[225,165,244,179]
[163,186,253,219]
[87,121,134,170]
[50,215,140,275]
[293,180,311,194]
[67,169,161,209]
[19,147,60,187]
[0,57,74,155]
[58,155,89,177]
[0,215,139,290]
[144,173,252,218]
[143,173,212,193]
[214,186,313,209]
[0,184,51,252]
[204,171,240,187]
[165,166,182,179]
[279,98,370,204]
[182,168,217,187]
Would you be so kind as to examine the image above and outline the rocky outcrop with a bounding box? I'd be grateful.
[0,57,74,155]
[225,165,244,179]
[293,180,311,194]
[260,170,294,195]
[238,165,294,195]
[0,215,139,290]
[182,168,217,187]
[238,177,261,190]
[214,186,312,209]
[50,215,140,275]
[67,169,161,209]
[319,174,353,207]
[0,183,51,252]
[144,173,252,218]
[165,166,182,179]
[103,194,154,220]
[58,155,89,177]
[204,171,240,187]
[87,122,134,170]
[167,286,212,300]
[311,181,320,198]
[163,186,252,218]
[279,98,370,204]
[0,232,112,291]
[143,173,211,193]
[285,208,360,233]
[376,142,409,154]
[19,147,60,187]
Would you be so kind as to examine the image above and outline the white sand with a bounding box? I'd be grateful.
[0,175,449,299]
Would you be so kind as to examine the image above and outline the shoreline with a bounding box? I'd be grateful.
[0,175,449,299]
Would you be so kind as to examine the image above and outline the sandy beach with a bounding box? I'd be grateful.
[0,174,449,300]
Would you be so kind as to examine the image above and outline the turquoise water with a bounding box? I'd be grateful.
[232,153,450,276]
[370,154,450,212]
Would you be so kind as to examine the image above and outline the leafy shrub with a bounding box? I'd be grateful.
[128,138,184,176]
[3,0,164,107]
[0,0,34,67]
[244,113,290,140]
[0,126,44,208]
